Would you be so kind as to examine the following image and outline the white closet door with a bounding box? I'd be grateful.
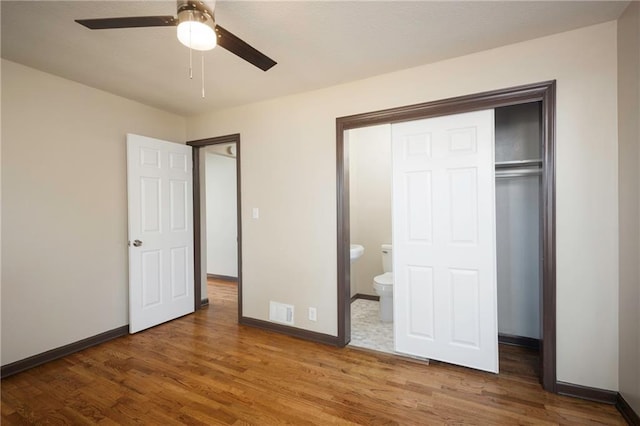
[392,110,498,373]
[127,134,194,333]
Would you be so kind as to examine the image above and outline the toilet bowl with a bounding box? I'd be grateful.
[373,244,393,322]
[373,272,393,322]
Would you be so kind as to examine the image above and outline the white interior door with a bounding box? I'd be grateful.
[127,134,194,333]
[392,110,498,373]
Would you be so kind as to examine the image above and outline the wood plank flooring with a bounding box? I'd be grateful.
[2,278,625,425]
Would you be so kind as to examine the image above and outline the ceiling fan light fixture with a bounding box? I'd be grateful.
[177,9,217,51]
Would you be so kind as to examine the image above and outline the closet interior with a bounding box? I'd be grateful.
[494,102,543,372]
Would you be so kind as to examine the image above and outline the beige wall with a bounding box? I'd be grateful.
[348,124,392,297]
[188,22,620,390]
[617,0,640,414]
[0,18,626,394]
[1,60,186,365]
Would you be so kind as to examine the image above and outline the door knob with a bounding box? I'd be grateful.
[133,239,143,247]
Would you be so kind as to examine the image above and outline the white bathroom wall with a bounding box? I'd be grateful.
[205,151,238,278]
[348,124,392,297]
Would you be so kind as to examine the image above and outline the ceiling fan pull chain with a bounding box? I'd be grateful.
[201,53,206,98]
[188,16,193,79]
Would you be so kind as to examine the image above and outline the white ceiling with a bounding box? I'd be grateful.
[1,1,630,116]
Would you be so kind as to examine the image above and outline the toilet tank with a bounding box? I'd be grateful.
[381,244,392,272]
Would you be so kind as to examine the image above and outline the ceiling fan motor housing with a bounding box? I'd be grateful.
[177,0,215,20]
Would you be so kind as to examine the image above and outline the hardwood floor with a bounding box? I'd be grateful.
[2,278,624,425]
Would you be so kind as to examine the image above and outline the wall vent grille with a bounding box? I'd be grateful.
[269,301,294,325]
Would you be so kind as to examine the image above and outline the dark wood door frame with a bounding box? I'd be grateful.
[188,134,243,321]
[336,81,556,392]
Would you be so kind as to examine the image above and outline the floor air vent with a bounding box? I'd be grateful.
[269,301,294,325]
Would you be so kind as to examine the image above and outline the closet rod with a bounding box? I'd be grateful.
[495,159,542,169]
[495,169,542,179]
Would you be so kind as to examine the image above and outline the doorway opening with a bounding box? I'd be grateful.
[202,141,239,304]
[336,81,556,392]
[188,134,243,321]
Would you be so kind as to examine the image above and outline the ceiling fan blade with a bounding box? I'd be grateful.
[76,16,177,30]
[215,25,277,72]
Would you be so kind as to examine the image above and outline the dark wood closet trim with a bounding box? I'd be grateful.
[187,134,243,322]
[192,147,201,308]
[336,80,557,393]
[1,325,128,379]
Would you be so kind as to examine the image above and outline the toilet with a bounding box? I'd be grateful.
[373,244,393,322]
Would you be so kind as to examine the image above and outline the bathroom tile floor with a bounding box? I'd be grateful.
[349,299,395,354]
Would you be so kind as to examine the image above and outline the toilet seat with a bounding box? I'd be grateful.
[373,272,393,286]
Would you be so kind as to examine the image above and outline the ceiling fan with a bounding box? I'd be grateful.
[75,0,277,72]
